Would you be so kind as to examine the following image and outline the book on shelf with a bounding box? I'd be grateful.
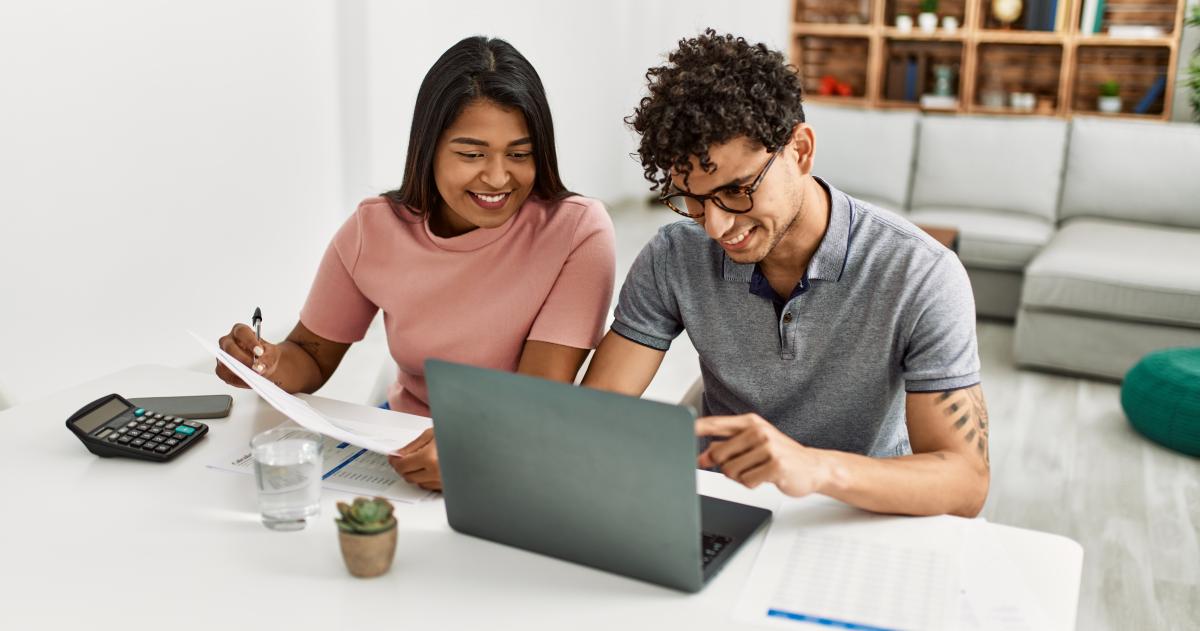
[1092,0,1106,34]
[1108,25,1167,38]
[1080,0,1097,34]
[904,57,918,101]
[1134,75,1167,114]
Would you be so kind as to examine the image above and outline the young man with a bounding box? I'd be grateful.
[583,30,989,517]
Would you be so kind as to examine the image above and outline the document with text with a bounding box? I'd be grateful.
[190,330,426,454]
[207,422,434,503]
[735,497,964,631]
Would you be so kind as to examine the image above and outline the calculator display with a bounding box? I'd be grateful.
[75,398,130,433]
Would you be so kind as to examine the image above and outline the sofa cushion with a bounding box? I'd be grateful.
[907,206,1054,271]
[805,103,918,211]
[1060,117,1200,230]
[1023,218,1200,327]
[911,115,1067,223]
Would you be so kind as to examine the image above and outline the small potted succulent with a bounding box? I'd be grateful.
[1097,80,1121,114]
[336,496,398,578]
[918,0,939,33]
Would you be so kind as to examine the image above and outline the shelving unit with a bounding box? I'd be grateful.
[791,0,1188,118]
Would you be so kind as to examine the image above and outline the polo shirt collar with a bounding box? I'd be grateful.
[721,177,853,283]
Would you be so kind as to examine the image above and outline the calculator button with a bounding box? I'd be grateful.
[125,420,138,428]
[118,436,132,444]
[184,421,201,428]
[175,426,196,436]
[134,408,145,416]
[165,423,176,430]
[153,421,165,428]
[130,439,145,446]
[152,413,163,420]
[130,430,143,437]
[155,445,170,453]
[117,427,128,434]
[107,434,120,442]
[143,442,159,450]
[165,438,179,446]
[137,424,149,431]
[163,416,175,422]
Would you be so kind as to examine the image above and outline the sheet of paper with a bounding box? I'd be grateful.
[735,497,965,631]
[953,520,1051,631]
[208,423,433,503]
[190,330,422,454]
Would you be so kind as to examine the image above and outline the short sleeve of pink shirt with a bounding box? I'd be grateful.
[299,195,615,416]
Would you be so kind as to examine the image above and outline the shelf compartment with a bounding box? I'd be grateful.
[881,40,966,108]
[1071,45,1171,115]
[1086,0,1180,37]
[974,43,1064,113]
[977,0,1071,32]
[792,35,871,99]
[794,0,874,24]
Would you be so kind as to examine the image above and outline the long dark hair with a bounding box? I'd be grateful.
[383,36,572,218]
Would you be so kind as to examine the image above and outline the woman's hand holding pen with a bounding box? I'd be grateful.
[216,323,282,388]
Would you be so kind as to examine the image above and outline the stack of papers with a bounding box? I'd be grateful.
[191,331,436,502]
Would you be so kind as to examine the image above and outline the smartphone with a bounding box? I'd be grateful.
[126,395,233,419]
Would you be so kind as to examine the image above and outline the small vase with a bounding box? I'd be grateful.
[1098,96,1122,114]
[338,527,398,578]
[896,14,914,32]
[918,12,938,33]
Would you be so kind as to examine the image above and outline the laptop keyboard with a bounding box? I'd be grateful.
[701,532,733,567]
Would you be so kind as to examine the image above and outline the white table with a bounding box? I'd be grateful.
[0,365,1082,629]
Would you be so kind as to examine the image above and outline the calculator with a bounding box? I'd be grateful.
[66,393,209,462]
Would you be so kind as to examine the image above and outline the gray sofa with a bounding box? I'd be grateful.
[806,103,1200,380]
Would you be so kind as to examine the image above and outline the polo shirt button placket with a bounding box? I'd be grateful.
[780,310,796,360]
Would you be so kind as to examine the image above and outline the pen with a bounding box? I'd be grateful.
[252,307,262,342]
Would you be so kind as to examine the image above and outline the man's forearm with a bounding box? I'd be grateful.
[813,449,989,517]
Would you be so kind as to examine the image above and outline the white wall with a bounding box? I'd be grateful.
[360,0,791,206]
[0,0,791,409]
[0,1,344,407]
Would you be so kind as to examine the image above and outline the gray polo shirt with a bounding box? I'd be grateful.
[612,179,980,457]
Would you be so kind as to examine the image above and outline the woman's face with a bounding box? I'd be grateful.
[433,99,536,236]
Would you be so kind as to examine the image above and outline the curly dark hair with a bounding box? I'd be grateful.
[627,29,805,192]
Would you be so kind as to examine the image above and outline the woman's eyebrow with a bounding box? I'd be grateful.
[448,136,533,147]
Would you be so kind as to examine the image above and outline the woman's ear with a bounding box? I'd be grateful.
[790,123,816,176]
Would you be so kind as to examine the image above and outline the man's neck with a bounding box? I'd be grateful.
[759,178,831,290]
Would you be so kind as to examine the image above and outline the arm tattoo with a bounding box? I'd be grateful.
[937,386,990,466]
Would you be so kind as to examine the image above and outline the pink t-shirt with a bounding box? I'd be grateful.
[299,195,616,416]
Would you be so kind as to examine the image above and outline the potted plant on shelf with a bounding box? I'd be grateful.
[336,496,398,578]
[918,0,939,33]
[1097,80,1121,114]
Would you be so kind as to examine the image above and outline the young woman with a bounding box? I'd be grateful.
[215,36,615,491]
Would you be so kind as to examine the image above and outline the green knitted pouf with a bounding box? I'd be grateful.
[1121,348,1200,457]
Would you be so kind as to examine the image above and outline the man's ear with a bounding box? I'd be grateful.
[790,123,816,176]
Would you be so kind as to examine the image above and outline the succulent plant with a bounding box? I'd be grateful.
[335,497,397,534]
[919,0,938,14]
[1098,80,1120,98]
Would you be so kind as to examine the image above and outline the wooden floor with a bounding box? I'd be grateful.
[609,203,1199,630]
[976,322,1199,631]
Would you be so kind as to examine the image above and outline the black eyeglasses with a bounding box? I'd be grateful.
[658,147,783,219]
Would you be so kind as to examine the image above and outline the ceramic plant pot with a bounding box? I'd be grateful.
[338,526,398,578]
[918,12,939,32]
[1098,95,1122,114]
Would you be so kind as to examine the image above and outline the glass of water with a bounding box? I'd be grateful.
[251,427,323,531]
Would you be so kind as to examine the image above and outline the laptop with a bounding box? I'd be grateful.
[425,359,772,593]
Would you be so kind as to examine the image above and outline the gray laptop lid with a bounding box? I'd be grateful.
[425,359,705,592]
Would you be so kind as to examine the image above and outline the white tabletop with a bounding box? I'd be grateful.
[0,365,1082,630]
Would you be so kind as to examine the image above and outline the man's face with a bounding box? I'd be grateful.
[669,132,808,265]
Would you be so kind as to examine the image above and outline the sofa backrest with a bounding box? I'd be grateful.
[910,114,1068,222]
[1060,117,1200,229]
[805,103,918,212]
